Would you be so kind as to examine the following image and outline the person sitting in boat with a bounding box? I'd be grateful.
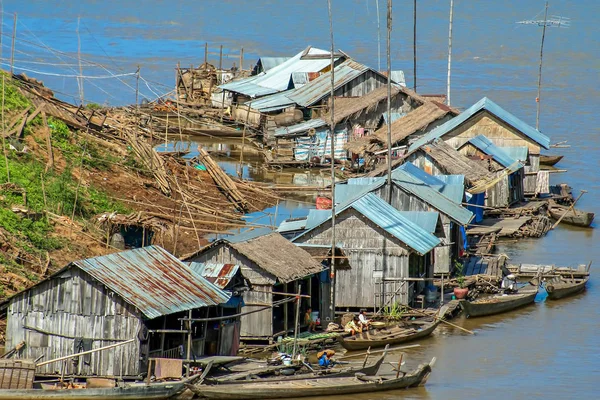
[317,349,336,368]
[305,308,317,332]
[358,310,371,329]
[344,316,362,335]
[501,264,518,293]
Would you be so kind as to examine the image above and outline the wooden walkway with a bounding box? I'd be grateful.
[467,217,531,237]
[463,255,504,277]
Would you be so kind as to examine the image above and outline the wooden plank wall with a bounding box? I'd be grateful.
[6,268,142,377]
[296,209,412,308]
[442,112,542,154]
[523,154,540,194]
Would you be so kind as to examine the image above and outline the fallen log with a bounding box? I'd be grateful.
[197,147,248,212]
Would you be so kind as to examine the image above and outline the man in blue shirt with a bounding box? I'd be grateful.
[318,349,335,368]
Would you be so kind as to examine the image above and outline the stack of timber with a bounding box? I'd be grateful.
[197,148,249,212]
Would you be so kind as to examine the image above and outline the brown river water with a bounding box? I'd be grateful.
[6,0,600,398]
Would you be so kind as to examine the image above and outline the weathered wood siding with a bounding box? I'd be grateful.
[6,268,142,377]
[334,70,387,98]
[406,152,445,177]
[295,209,414,307]
[188,244,277,339]
[524,154,540,194]
[440,111,542,154]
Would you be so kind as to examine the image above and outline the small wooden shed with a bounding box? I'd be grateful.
[184,232,327,342]
[0,246,230,378]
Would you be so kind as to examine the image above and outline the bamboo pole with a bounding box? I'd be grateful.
[1,75,9,183]
[327,0,337,325]
[447,0,454,106]
[405,305,474,335]
[536,1,549,130]
[550,190,586,230]
[386,0,392,198]
[292,286,302,360]
[395,352,404,378]
[10,13,16,75]
[37,339,135,367]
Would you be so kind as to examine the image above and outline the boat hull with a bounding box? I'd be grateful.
[460,289,538,318]
[540,155,564,166]
[546,278,588,300]
[0,379,191,400]
[339,320,440,351]
[548,207,594,228]
[190,360,434,400]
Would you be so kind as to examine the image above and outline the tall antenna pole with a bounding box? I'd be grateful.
[386,0,392,200]
[77,16,84,105]
[10,12,16,76]
[517,3,569,131]
[375,0,381,72]
[535,2,549,131]
[446,0,454,106]
[327,0,336,322]
[413,0,417,91]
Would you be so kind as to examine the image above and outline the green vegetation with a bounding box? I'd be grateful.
[382,302,406,320]
[454,260,466,288]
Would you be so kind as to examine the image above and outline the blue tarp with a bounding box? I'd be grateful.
[466,192,485,223]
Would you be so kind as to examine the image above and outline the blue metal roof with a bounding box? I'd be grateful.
[259,57,291,72]
[73,246,230,319]
[288,59,373,107]
[246,90,296,112]
[221,47,335,98]
[277,217,307,233]
[501,146,529,162]
[274,118,327,137]
[186,262,240,290]
[296,193,440,255]
[408,97,551,152]
[226,227,274,243]
[395,163,465,204]
[305,209,333,231]
[466,135,523,171]
[392,167,473,225]
[396,211,440,234]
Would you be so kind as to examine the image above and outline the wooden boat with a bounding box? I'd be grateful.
[188,358,436,399]
[545,275,589,300]
[338,318,441,351]
[460,285,538,318]
[540,154,564,166]
[0,375,199,400]
[207,351,387,385]
[548,203,594,227]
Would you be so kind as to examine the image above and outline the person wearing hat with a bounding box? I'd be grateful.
[317,349,336,368]
[344,315,362,335]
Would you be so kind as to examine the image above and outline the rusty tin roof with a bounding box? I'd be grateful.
[186,262,240,290]
[73,246,230,319]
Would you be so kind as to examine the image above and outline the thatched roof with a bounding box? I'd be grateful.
[415,140,493,188]
[374,101,458,146]
[228,233,325,283]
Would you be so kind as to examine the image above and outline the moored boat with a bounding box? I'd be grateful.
[339,318,441,351]
[540,154,564,166]
[548,203,595,228]
[545,275,589,300]
[188,358,436,400]
[0,375,199,400]
[460,285,538,318]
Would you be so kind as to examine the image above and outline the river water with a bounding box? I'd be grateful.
[5,0,600,398]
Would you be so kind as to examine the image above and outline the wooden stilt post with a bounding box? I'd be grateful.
[292,286,301,360]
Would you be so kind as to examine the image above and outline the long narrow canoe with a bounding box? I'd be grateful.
[460,286,538,318]
[548,204,595,228]
[339,319,440,351]
[540,154,564,166]
[188,358,435,400]
[206,351,387,384]
[546,276,589,300]
[0,375,199,400]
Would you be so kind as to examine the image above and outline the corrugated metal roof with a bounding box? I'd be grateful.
[73,246,230,319]
[392,167,473,225]
[397,211,439,234]
[277,217,307,233]
[502,146,529,162]
[305,209,333,231]
[390,70,406,86]
[288,59,372,107]
[259,57,291,72]
[221,47,335,98]
[246,90,296,112]
[408,97,551,152]
[295,193,440,255]
[186,262,240,290]
[466,135,523,171]
[275,118,327,137]
[396,163,464,204]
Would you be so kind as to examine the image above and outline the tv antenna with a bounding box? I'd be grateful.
[517,1,570,131]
